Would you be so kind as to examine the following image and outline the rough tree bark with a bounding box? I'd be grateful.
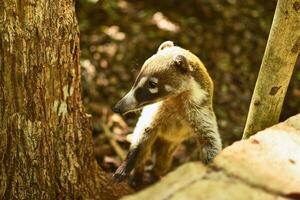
[0,0,132,199]
[243,0,300,139]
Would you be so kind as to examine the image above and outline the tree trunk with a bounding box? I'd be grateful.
[0,0,132,199]
[243,0,300,139]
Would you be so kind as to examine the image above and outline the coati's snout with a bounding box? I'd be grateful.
[113,89,137,114]
[113,76,171,114]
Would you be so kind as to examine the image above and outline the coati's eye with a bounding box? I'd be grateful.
[148,80,157,89]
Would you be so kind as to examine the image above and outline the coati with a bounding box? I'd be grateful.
[112,41,222,182]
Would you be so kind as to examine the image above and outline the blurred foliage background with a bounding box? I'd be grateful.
[76,0,300,174]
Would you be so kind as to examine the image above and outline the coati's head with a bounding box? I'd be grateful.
[113,41,212,114]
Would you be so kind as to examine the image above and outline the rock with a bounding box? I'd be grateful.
[122,114,300,200]
[123,163,285,200]
[167,171,283,200]
[214,114,300,196]
[123,163,207,200]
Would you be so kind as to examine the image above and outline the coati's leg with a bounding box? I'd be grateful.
[190,106,222,164]
[131,145,152,182]
[197,134,221,164]
[152,138,178,177]
[113,127,157,182]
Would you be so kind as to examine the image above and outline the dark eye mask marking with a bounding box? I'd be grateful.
[134,87,160,104]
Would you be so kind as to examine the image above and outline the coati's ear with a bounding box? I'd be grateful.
[157,41,174,52]
[173,55,193,73]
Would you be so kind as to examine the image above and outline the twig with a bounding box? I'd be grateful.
[101,122,127,161]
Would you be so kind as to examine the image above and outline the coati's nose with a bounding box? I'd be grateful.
[112,106,122,114]
[113,90,137,114]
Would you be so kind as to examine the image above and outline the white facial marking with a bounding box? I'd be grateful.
[165,84,173,92]
[125,89,137,105]
[188,78,208,104]
[149,77,158,84]
[138,77,148,88]
[148,77,159,93]
[149,87,159,93]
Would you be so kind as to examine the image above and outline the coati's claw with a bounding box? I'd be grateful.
[112,172,127,182]
[112,166,129,182]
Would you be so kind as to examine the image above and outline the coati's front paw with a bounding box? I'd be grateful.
[199,147,220,165]
[113,165,129,182]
